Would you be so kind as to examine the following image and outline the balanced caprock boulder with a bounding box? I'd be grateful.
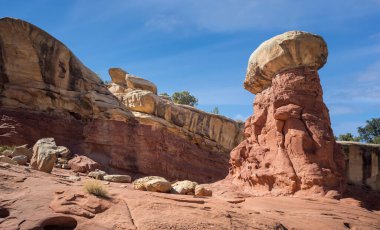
[228,31,346,197]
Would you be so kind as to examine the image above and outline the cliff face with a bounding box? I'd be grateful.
[0,17,243,183]
[338,141,380,191]
[107,68,243,153]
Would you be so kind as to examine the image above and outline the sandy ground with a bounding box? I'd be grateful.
[0,163,379,230]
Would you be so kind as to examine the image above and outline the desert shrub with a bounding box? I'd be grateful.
[0,145,15,153]
[171,91,198,106]
[84,180,108,197]
[210,107,219,114]
[337,133,361,142]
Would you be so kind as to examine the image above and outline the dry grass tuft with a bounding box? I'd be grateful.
[84,180,108,198]
[0,145,15,153]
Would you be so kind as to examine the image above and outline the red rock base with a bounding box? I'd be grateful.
[229,68,345,197]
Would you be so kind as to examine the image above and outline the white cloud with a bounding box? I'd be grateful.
[370,32,380,39]
[59,0,380,34]
[329,105,356,115]
[145,15,183,32]
[357,60,380,82]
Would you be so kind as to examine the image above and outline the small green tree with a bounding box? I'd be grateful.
[171,91,198,106]
[358,118,380,143]
[337,133,361,142]
[373,136,380,144]
[211,107,219,114]
[159,92,170,97]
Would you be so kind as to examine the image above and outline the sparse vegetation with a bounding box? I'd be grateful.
[235,119,245,129]
[171,91,198,107]
[158,91,198,106]
[210,107,219,114]
[337,133,361,142]
[0,145,15,153]
[358,118,380,144]
[159,92,170,97]
[336,118,380,144]
[84,180,108,197]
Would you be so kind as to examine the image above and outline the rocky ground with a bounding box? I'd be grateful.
[1,163,379,230]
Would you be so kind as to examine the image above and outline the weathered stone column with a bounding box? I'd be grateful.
[229,31,345,197]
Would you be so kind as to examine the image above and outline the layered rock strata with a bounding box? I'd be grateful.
[107,68,243,153]
[229,31,345,197]
[0,17,243,183]
[339,141,380,191]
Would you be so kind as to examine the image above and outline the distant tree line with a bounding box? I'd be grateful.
[336,118,380,144]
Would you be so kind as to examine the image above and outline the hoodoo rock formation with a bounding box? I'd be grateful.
[229,31,346,197]
[0,17,243,183]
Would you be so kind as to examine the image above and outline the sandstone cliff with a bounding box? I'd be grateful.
[0,17,243,183]
[339,141,380,191]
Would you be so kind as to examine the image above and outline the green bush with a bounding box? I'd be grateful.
[171,91,198,106]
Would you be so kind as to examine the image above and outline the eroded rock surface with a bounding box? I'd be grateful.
[30,138,59,173]
[107,68,243,153]
[339,141,380,191]
[0,17,242,183]
[68,155,101,173]
[229,31,345,197]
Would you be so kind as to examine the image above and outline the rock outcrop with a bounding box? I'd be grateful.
[68,155,101,173]
[0,17,243,183]
[339,141,380,191]
[107,68,243,153]
[103,174,132,183]
[0,155,17,165]
[171,180,198,195]
[228,31,345,197]
[31,138,60,173]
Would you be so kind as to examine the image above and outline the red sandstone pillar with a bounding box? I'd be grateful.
[229,31,345,197]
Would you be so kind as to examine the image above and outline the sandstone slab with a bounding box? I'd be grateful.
[11,145,32,160]
[109,67,157,94]
[133,176,172,193]
[12,155,28,165]
[0,155,17,165]
[194,185,212,197]
[30,138,59,173]
[171,180,198,195]
[68,155,101,173]
[133,176,167,191]
[145,178,172,193]
[103,174,132,183]
[88,169,107,180]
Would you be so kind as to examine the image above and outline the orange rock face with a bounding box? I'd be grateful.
[229,67,345,197]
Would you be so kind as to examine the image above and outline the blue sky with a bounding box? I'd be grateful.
[1,0,380,136]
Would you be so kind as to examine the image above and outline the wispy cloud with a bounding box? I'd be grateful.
[332,121,364,136]
[145,15,183,32]
[357,60,380,82]
[329,105,356,115]
[56,0,380,34]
